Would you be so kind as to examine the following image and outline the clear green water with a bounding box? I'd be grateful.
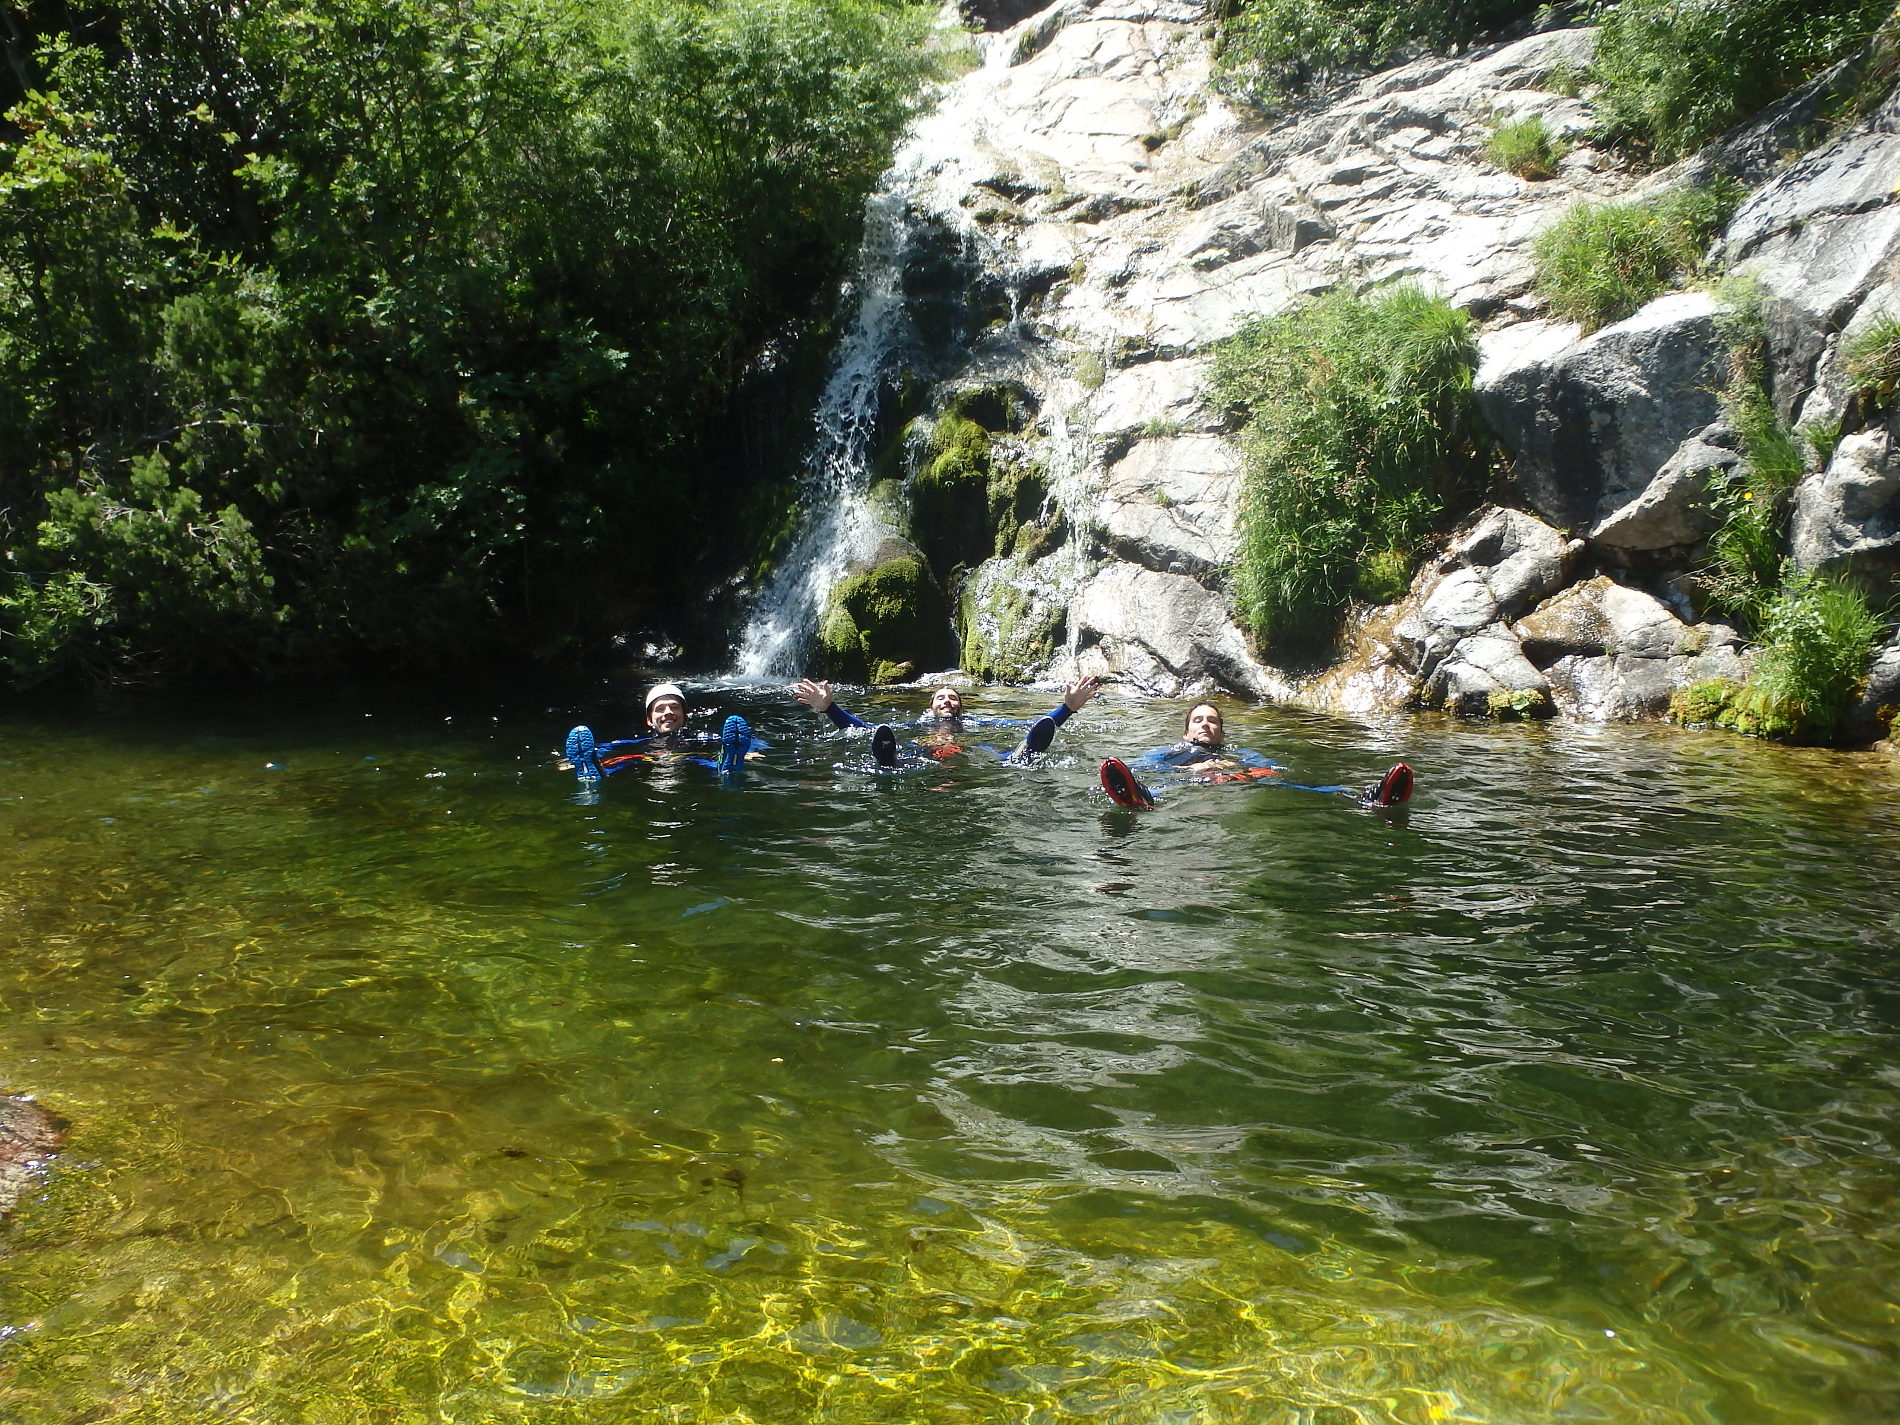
[1,686,1897,1424]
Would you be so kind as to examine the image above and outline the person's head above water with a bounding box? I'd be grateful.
[645,682,687,734]
[927,686,965,719]
[1182,701,1224,748]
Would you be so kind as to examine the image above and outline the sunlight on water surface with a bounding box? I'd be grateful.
[1,687,1897,1423]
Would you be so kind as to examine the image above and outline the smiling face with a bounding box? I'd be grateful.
[928,687,965,718]
[1183,702,1224,748]
[646,696,687,734]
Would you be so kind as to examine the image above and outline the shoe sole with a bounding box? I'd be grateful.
[718,716,750,775]
[871,724,898,768]
[1098,757,1154,809]
[565,725,601,783]
[1363,762,1414,807]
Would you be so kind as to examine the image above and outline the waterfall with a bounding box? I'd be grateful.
[731,35,1017,680]
[730,184,915,679]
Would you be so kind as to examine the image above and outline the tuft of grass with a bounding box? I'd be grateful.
[1484,114,1570,180]
[1843,314,1900,407]
[1530,182,1739,330]
[1590,0,1894,163]
[1210,284,1483,656]
[1700,470,1784,626]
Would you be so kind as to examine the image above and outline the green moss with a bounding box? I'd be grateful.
[1352,546,1414,605]
[822,556,955,685]
[958,577,1064,683]
[1487,687,1551,721]
[1669,677,1742,726]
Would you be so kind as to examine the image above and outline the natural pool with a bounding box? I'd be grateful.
[1,683,1897,1424]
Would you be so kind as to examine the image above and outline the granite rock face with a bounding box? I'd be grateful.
[835,0,1897,732]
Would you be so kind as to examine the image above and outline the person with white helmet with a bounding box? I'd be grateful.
[562,682,766,786]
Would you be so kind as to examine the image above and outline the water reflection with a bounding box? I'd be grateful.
[1,690,1897,1422]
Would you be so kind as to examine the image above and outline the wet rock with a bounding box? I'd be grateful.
[0,1095,61,1220]
[1845,630,1900,745]
[1328,507,1575,717]
[1475,292,1730,533]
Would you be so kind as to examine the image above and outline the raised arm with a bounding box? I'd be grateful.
[1043,674,1102,727]
[793,678,868,729]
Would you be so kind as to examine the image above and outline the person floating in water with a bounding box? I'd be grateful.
[1097,700,1412,810]
[792,675,1102,767]
[562,683,766,786]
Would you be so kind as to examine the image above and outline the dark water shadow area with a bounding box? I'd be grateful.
[2,685,1897,1422]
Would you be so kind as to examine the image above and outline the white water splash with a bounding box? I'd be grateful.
[731,37,1019,680]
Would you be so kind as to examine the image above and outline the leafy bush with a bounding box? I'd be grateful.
[1843,314,1900,407]
[1723,577,1886,740]
[1530,182,1738,330]
[1209,285,1482,655]
[0,0,938,687]
[1484,114,1569,179]
[1591,0,1894,162]
[1216,0,1540,107]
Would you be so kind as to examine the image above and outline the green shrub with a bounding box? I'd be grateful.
[1591,0,1893,162]
[1722,576,1885,740]
[1701,470,1785,625]
[1210,284,1482,655]
[1484,114,1570,180]
[1843,314,1900,407]
[1530,183,1738,330]
[1215,0,1541,108]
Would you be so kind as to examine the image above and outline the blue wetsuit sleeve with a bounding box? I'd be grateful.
[824,703,869,730]
[1045,704,1073,727]
[1232,747,1273,768]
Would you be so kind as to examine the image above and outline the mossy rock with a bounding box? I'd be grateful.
[959,576,1065,682]
[818,556,956,685]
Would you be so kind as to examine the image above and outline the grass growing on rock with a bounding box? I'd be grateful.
[1844,315,1900,408]
[1210,284,1482,657]
[1672,577,1886,740]
[1530,182,1738,330]
[1590,0,1895,162]
[1484,114,1569,180]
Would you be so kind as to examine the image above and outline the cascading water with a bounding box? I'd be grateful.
[729,184,917,679]
[731,36,1019,680]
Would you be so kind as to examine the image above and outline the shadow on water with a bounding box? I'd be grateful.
[1,685,1897,1422]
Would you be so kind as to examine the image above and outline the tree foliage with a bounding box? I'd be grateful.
[0,0,936,686]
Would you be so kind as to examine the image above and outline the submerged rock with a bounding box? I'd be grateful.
[0,1095,62,1221]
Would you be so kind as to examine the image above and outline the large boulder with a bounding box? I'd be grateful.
[1790,417,1900,579]
[1,1095,61,1221]
[1070,564,1289,698]
[1475,292,1730,533]
[1512,575,1747,720]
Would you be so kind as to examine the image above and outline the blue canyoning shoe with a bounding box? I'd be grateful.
[565,725,602,784]
[718,715,751,775]
[871,723,899,768]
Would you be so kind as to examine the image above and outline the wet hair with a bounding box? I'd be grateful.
[1183,701,1222,735]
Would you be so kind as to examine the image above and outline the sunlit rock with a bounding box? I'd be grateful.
[1791,419,1900,579]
